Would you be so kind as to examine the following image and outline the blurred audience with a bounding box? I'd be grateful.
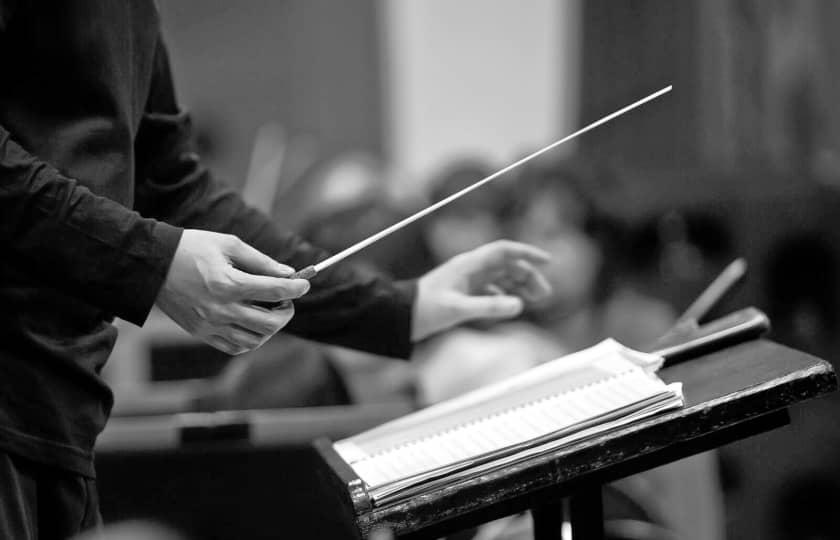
[299,191,434,281]
[412,156,723,540]
[507,159,676,351]
[423,160,507,264]
[415,158,676,403]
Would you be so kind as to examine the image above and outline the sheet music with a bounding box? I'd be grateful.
[375,383,683,504]
[334,339,683,504]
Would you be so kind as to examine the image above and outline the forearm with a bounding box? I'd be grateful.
[135,156,415,357]
[0,127,182,324]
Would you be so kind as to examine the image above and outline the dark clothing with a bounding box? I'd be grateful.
[0,452,101,540]
[0,0,414,479]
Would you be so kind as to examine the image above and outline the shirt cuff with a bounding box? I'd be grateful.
[386,279,417,360]
[121,221,183,326]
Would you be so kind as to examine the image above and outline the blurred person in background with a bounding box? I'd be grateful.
[506,159,676,352]
[415,160,565,403]
[415,158,675,403]
[423,161,508,264]
[0,4,554,538]
[507,160,723,540]
[296,155,435,280]
[415,157,724,540]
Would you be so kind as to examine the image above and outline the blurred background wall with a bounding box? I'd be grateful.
[381,0,578,193]
[159,0,385,181]
[158,0,582,195]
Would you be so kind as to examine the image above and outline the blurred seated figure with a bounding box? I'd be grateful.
[414,157,723,540]
[423,160,508,263]
[410,160,563,402]
[415,158,676,403]
[507,159,676,352]
[299,193,435,281]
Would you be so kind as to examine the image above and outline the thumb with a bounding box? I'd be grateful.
[454,294,524,322]
[226,238,293,277]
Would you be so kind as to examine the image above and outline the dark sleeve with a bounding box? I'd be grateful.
[0,0,14,32]
[134,39,415,359]
[0,126,183,325]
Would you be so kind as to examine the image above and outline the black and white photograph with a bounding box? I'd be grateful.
[2,1,840,539]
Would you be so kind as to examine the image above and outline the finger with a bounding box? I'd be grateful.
[478,240,551,266]
[482,260,548,298]
[205,334,248,356]
[231,324,265,341]
[228,268,310,302]
[226,237,294,277]
[484,283,506,296]
[510,259,553,302]
[232,303,295,335]
[454,294,524,321]
[217,326,264,353]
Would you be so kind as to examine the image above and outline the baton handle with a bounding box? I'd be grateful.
[255,265,318,310]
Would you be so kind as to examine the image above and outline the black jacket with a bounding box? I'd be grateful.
[0,0,413,477]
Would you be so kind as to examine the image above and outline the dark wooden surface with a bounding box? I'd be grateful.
[318,340,836,539]
[95,403,414,540]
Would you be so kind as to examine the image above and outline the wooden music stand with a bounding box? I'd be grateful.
[314,339,836,539]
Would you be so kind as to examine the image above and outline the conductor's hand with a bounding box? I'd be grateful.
[412,240,552,342]
[156,230,310,355]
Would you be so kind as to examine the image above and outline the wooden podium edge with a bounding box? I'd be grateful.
[313,438,373,528]
[370,346,837,537]
[313,342,837,538]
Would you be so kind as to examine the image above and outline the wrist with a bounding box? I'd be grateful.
[411,277,429,343]
[135,221,184,326]
[411,273,456,343]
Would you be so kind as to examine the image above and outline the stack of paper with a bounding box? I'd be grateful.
[334,339,683,505]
